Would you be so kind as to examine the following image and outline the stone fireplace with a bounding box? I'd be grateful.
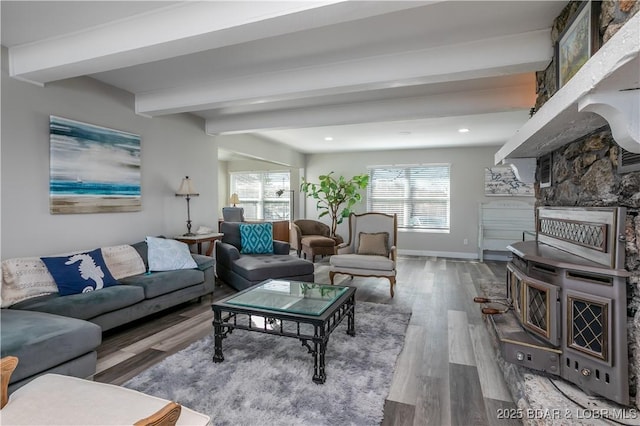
[482,0,640,418]
[537,128,640,406]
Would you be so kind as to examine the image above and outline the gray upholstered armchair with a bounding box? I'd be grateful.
[291,219,343,262]
[215,221,314,291]
[329,212,397,297]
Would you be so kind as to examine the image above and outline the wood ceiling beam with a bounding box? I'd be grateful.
[136,30,551,117]
[205,84,535,134]
[9,1,425,85]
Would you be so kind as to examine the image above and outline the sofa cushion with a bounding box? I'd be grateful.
[330,253,395,271]
[119,269,204,299]
[146,237,198,272]
[10,285,145,321]
[191,254,215,271]
[1,257,58,308]
[232,255,313,282]
[102,245,146,279]
[240,223,274,254]
[0,309,102,383]
[41,249,120,296]
[131,241,149,269]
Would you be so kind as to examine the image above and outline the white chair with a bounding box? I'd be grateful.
[0,357,210,426]
[329,212,398,297]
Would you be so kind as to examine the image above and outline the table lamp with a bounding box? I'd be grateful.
[176,176,199,236]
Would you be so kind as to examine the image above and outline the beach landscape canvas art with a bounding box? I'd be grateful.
[49,116,141,214]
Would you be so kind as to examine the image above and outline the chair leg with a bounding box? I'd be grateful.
[297,250,301,258]
[388,276,396,298]
[329,271,335,284]
[1,356,19,409]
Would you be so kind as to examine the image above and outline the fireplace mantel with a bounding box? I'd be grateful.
[495,13,639,166]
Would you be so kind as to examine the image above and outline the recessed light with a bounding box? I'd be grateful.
[399,131,411,135]
[458,128,470,133]
[324,136,334,141]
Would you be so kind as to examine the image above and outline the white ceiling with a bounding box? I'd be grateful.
[1,1,568,158]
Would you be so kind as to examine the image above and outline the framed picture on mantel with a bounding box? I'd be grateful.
[556,0,601,88]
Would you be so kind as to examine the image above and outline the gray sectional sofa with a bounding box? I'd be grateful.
[1,309,102,393]
[1,239,215,392]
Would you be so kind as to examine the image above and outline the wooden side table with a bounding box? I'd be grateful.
[174,233,223,256]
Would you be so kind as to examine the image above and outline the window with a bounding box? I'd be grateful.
[367,164,450,231]
[230,171,290,220]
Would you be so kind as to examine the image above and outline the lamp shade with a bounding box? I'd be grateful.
[176,176,199,196]
[229,193,240,205]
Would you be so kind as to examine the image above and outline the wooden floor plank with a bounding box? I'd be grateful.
[483,397,523,426]
[414,375,451,426]
[388,324,425,405]
[468,323,513,402]
[95,348,166,386]
[450,363,489,426]
[448,310,476,366]
[381,400,416,426]
[121,310,213,354]
[95,349,136,375]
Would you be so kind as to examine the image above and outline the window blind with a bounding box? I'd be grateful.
[367,165,450,230]
[230,171,290,220]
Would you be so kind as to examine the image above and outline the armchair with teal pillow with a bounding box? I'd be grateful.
[215,222,314,291]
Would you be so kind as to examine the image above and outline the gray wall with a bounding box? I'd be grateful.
[304,147,533,258]
[1,68,218,258]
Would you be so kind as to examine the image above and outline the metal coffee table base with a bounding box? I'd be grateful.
[212,291,355,384]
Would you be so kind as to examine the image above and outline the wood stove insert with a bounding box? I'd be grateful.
[477,206,631,405]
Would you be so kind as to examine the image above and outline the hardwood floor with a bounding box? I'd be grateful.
[95,256,520,425]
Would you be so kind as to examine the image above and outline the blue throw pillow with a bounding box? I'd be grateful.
[240,223,274,254]
[146,236,198,272]
[41,248,119,296]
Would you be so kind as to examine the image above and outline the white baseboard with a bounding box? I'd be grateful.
[397,249,511,262]
[398,249,477,259]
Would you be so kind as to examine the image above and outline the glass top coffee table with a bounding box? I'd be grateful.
[211,279,356,384]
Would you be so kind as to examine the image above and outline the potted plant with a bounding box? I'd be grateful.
[300,172,369,237]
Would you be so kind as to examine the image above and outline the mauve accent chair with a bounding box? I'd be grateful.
[291,219,343,262]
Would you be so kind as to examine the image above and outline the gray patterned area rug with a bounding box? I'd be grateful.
[124,301,411,426]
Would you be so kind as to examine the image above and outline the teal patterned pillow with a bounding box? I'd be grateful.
[240,223,274,254]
